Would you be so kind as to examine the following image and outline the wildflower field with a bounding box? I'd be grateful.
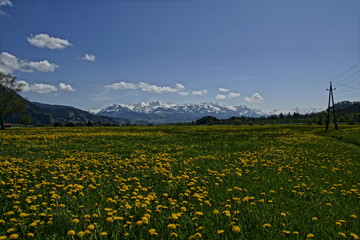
[0,125,359,239]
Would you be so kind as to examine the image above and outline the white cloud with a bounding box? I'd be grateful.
[26,60,58,72]
[175,83,185,90]
[105,82,137,90]
[179,91,189,96]
[216,92,241,100]
[139,82,183,94]
[82,54,96,62]
[106,81,187,95]
[0,0,13,6]
[0,9,9,17]
[245,93,265,104]
[29,83,58,94]
[216,94,227,100]
[227,92,241,98]
[27,34,72,50]
[218,88,229,92]
[0,0,12,18]
[17,80,75,94]
[59,83,76,92]
[216,88,241,100]
[192,89,208,96]
[0,52,59,73]
[0,52,21,73]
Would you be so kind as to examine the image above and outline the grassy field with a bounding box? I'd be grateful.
[0,125,359,239]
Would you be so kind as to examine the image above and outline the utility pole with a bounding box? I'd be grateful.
[325,81,338,131]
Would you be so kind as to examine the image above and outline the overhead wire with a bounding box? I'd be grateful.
[332,63,360,84]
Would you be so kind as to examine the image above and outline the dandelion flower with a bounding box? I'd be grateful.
[167,224,176,229]
[87,224,95,230]
[195,211,203,216]
[350,233,359,239]
[67,230,76,236]
[232,225,241,233]
[263,223,271,228]
[149,229,158,236]
[77,231,86,237]
[339,232,346,238]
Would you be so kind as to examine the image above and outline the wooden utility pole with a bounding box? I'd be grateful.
[325,81,338,131]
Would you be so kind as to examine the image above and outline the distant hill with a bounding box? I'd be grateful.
[194,101,360,125]
[6,97,128,126]
[333,101,360,113]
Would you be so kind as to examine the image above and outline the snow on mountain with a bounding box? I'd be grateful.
[97,101,266,123]
[292,107,323,115]
[266,107,323,116]
[87,109,101,114]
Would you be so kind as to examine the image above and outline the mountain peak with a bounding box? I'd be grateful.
[97,101,265,124]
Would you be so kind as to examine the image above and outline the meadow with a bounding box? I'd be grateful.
[0,125,359,239]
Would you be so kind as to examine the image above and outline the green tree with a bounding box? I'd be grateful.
[0,73,27,130]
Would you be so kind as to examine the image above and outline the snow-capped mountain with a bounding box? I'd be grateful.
[292,107,323,115]
[266,107,323,116]
[96,101,265,124]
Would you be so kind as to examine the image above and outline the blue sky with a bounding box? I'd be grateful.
[1,0,359,112]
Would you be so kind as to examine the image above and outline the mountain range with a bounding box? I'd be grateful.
[96,101,265,124]
[8,88,355,126]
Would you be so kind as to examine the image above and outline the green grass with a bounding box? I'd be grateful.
[0,125,359,239]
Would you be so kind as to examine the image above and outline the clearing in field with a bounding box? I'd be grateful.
[0,125,359,239]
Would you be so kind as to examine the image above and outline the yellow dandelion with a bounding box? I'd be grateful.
[9,234,18,240]
[213,210,219,215]
[218,229,225,234]
[0,236,6,240]
[149,229,158,236]
[167,223,176,229]
[280,212,287,217]
[195,211,203,216]
[350,233,359,239]
[27,233,35,237]
[136,220,143,226]
[232,225,241,233]
[339,232,346,238]
[72,218,80,223]
[77,231,86,238]
[262,223,271,228]
[100,232,108,236]
[351,214,357,219]
[67,230,76,236]
[170,232,178,237]
[87,224,95,230]
[282,230,291,234]
[307,233,314,239]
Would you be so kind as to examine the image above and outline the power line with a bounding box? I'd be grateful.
[334,67,360,84]
[332,63,360,84]
[337,83,360,91]
[337,89,360,98]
